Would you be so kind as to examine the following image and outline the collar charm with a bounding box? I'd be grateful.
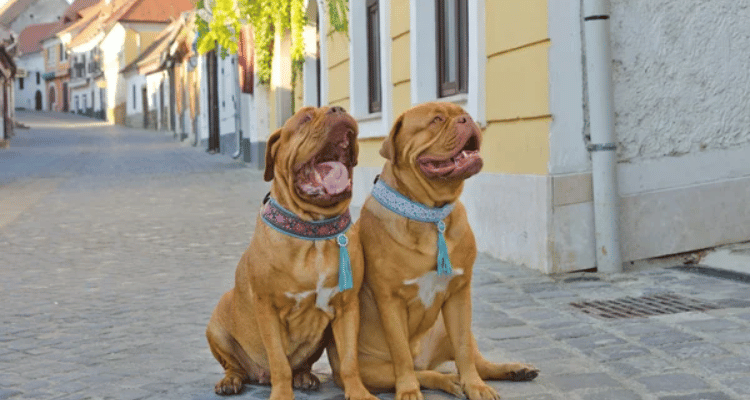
[371,179,454,275]
[261,196,353,291]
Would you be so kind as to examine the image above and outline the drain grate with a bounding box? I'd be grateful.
[570,293,719,319]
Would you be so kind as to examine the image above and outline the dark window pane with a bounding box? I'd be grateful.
[367,0,381,113]
[436,0,468,97]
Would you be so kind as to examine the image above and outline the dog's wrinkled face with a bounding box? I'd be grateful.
[265,106,358,210]
[381,102,483,183]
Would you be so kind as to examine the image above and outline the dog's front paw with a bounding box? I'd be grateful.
[345,388,379,400]
[269,386,295,400]
[462,381,500,400]
[293,370,320,391]
[214,373,244,395]
[395,383,424,400]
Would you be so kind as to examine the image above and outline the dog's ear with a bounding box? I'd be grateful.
[264,129,283,182]
[380,114,404,164]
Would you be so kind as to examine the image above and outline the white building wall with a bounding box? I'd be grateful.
[101,24,126,114]
[543,0,750,272]
[14,52,45,110]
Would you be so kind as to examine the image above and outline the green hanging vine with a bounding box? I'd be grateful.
[195,0,349,110]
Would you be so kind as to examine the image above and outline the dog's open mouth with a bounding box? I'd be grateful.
[418,133,482,179]
[294,125,355,203]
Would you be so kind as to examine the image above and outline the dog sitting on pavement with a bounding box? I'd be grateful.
[206,106,377,400]
[327,102,539,400]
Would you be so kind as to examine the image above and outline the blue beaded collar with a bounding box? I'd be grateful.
[370,178,454,275]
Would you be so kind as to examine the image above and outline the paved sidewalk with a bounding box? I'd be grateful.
[2,112,750,400]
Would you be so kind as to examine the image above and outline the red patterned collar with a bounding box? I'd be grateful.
[261,196,351,240]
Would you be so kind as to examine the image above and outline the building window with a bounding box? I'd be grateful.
[59,44,64,61]
[133,85,136,109]
[19,77,24,90]
[36,72,40,85]
[436,0,468,97]
[366,0,381,113]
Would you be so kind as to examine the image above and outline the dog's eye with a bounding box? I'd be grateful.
[431,115,445,124]
[300,114,313,125]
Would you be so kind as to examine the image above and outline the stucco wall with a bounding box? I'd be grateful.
[610,0,750,162]
[15,53,45,110]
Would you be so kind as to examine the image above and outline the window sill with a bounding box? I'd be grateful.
[436,93,468,105]
[355,112,382,123]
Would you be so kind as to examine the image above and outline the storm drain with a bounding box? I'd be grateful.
[569,293,719,319]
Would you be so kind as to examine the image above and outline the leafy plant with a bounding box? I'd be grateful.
[195,0,349,100]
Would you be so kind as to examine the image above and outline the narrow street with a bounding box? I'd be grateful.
[2,112,750,400]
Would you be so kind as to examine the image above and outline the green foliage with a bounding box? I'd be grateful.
[195,0,349,91]
[328,0,348,38]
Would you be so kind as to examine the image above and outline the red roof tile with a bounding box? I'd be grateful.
[63,0,101,23]
[18,21,61,54]
[117,0,195,23]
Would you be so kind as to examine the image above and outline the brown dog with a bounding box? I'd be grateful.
[328,102,538,400]
[206,106,377,400]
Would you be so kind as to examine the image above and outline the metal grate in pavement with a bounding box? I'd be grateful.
[569,293,719,319]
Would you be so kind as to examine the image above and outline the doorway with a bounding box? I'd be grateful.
[35,90,42,110]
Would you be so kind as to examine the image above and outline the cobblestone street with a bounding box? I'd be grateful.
[2,112,750,400]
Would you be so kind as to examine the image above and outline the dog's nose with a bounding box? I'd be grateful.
[328,106,346,114]
[456,114,472,124]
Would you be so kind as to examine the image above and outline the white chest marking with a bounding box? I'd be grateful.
[286,272,340,314]
[403,268,464,307]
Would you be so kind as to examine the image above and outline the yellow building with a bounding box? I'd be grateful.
[258,0,750,275]
[298,0,575,273]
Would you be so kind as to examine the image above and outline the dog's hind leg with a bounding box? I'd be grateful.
[474,347,539,382]
[417,314,538,383]
[355,358,463,398]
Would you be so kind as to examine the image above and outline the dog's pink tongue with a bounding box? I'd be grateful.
[316,161,349,195]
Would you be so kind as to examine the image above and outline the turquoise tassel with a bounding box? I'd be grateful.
[337,234,353,291]
[436,221,452,275]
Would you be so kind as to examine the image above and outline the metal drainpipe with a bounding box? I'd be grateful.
[583,0,622,273]
[232,55,243,159]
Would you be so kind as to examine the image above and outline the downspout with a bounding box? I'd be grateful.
[232,54,243,159]
[583,0,622,273]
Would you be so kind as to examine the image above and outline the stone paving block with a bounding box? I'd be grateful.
[637,331,701,346]
[515,309,568,321]
[566,334,627,351]
[659,342,729,360]
[594,344,650,361]
[0,389,22,400]
[545,372,622,391]
[474,317,526,329]
[534,358,593,376]
[486,326,538,340]
[580,389,642,400]
[613,321,673,336]
[607,356,681,378]
[678,318,744,332]
[636,374,709,392]
[699,356,750,374]
[516,347,577,363]
[492,337,558,351]
[534,318,582,330]
[709,330,750,344]
[720,376,750,395]
[548,326,597,340]
[657,393,732,400]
